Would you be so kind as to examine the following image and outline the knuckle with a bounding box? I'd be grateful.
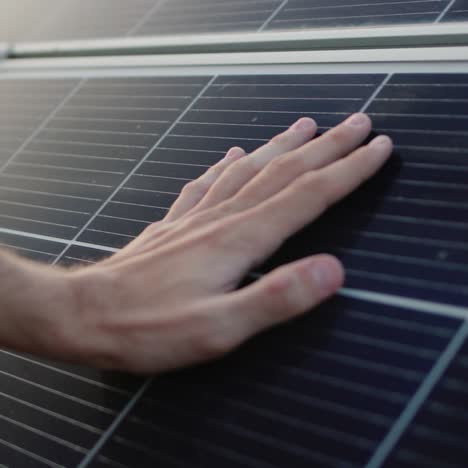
[271,129,292,147]
[271,151,306,174]
[206,163,224,175]
[269,154,290,172]
[142,221,163,236]
[225,157,259,179]
[182,179,209,196]
[193,315,234,360]
[295,172,331,208]
[295,171,319,188]
[196,221,230,248]
[199,332,232,360]
[327,125,353,146]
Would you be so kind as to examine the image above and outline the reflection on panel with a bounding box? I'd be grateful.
[1,0,465,42]
[133,0,284,36]
[268,0,450,30]
[0,76,209,239]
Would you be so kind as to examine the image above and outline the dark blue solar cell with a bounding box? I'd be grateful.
[383,331,468,468]
[0,231,62,263]
[254,73,468,307]
[0,77,210,240]
[441,0,468,21]
[266,0,450,30]
[90,296,461,468]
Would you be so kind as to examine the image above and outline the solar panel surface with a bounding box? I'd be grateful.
[1,72,467,305]
[267,0,453,30]
[0,66,467,467]
[383,330,468,467]
[87,296,461,468]
[441,0,468,21]
[0,0,465,43]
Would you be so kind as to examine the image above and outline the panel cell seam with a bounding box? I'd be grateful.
[125,0,167,38]
[76,377,154,468]
[360,73,393,112]
[258,0,290,32]
[435,0,458,22]
[52,75,218,265]
[0,79,87,176]
[364,320,468,468]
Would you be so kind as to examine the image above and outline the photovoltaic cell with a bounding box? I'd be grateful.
[87,296,460,468]
[267,0,451,30]
[383,335,468,467]
[0,76,209,239]
[133,0,284,36]
[0,349,141,467]
[441,0,468,21]
[29,0,158,41]
[80,73,382,248]
[0,231,63,263]
[0,79,78,164]
[1,0,466,43]
[57,244,113,267]
[252,73,468,306]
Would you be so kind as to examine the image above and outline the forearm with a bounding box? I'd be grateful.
[0,251,78,357]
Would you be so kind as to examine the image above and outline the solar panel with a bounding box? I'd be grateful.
[1,0,467,43]
[383,331,468,467]
[0,57,467,467]
[1,0,468,461]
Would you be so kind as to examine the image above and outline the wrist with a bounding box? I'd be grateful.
[0,252,80,358]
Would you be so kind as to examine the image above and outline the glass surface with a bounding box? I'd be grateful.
[0,0,463,44]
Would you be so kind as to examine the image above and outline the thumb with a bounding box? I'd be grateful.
[224,254,344,341]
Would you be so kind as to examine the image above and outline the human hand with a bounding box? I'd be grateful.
[59,113,392,374]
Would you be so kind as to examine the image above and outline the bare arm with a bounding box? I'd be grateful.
[0,113,392,374]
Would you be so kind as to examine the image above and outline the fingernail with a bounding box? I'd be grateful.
[225,147,245,159]
[345,113,368,126]
[369,135,392,148]
[310,260,340,293]
[291,117,316,132]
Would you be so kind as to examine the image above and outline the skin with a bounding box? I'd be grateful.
[0,113,392,374]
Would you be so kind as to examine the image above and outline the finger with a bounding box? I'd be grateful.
[193,117,317,211]
[164,147,245,221]
[225,135,393,264]
[212,255,344,348]
[232,113,372,210]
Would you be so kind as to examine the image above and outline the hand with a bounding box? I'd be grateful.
[53,113,392,374]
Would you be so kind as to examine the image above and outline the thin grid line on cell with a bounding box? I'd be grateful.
[0,80,87,176]
[365,320,468,468]
[435,0,457,21]
[77,379,154,468]
[51,76,218,266]
[259,1,294,31]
